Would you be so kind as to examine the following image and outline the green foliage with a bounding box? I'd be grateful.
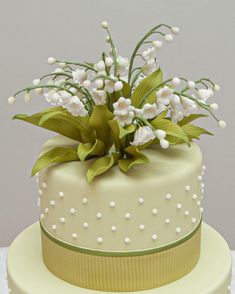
[178,114,208,126]
[31,147,78,176]
[182,124,213,140]
[77,139,106,161]
[131,68,163,107]
[118,146,149,173]
[86,153,119,183]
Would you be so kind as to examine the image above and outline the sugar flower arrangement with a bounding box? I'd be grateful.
[9,22,226,183]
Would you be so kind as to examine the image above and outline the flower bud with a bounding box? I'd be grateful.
[8,96,15,105]
[188,81,196,89]
[95,79,104,89]
[210,103,218,111]
[172,77,181,86]
[164,34,174,42]
[101,21,108,29]
[171,27,180,34]
[153,40,163,49]
[82,80,91,89]
[218,120,226,129]
[114,81,123,92]
[213,84,220,92]
[24,92,32,103]
[47,57,56,65]
[32,79,40,86]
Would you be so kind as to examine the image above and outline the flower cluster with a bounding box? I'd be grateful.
[9,22,226,182]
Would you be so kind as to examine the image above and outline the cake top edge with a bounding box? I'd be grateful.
[9,21,225,183]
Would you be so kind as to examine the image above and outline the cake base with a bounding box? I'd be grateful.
[7,222,232,294]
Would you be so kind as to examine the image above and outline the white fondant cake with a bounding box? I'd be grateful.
[39,136,203,251]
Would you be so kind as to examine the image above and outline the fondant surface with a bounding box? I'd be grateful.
[7,222,232,294]
[38,136,203,251]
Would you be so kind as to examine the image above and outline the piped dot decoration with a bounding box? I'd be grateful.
[125,212,131,219]
[176,227,181,234]
[138,197,144,204]
[111,226,117,232]
[96,212,102,219]
[166,193,172,200]
[176,203,182,209]
[152,208,158,215]
[45,208,49,214]
[192,217,196,225]
[50,200,55,206]
[60,217,66,224]
[83,222,89,228]
[185,185,190,191]
[192,194,198,200]
[72,233,77,239]
[97,237,103,244]
[152,234,157,241]
[184,210,189,216]
[124,237,130,244]
[59,191,64,198]
[52,225,57,231]
[70,208,76,215]
[40,213,44,220]
[139,224,145,231]
[38,189,43,196]
[82,197,88,204]
[109,201,116,208]
[165,218,171,224]
[42,182,47,189]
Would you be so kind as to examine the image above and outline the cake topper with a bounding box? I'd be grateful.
[9,22,226,182]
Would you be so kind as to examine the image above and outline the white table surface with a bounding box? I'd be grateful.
[1,247,235,293]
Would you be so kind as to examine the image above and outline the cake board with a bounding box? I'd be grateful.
[7,222,232,294]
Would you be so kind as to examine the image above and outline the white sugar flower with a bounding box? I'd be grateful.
[95,79,104,89]
[142,103,158,119]
[54,68,64,73]
[72,69,88,84]
[82,80,91,89]
[65,96,88,117]
[172,77,181,86]
[160,139,169,149]
[134,108,144,117]
[104,79,115,93]
[131,126,155,146]
[170,95,181,108]
[142,58,158,75]
[156,102,168,114]
[114,81,123,92]
[105,57,113,67]
[24,92,32,103]
[156,86,174,105]
[113,97,133,116]
[95,60,106,72]
[44,90,60,105]
[114,111,134,127]
[171,27,180,34]
[164,34,174,42]
[153,40,163,49]
[181,97,198,116]
[116,56,129,75]
[54,79,65,86]
[59,62,66,69]
[91,89,107,105]
[197,88,213,101]
[58,91,72,107]
[171,109,184,123]
[47,57,56,65]
[188,81,196,89]
[218,120,226,129]
[35,88,43,95]
[142,47,156,61]
[155,129,166,140]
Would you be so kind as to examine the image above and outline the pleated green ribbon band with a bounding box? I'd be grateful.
[40,220,201,292]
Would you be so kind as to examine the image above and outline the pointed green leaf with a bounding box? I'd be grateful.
[118,146,149,173]
[39,111,94,143]
[13,111,82,142]
[77,139,106,161]
[86,153,119,183]
[121,81,131,98]
[182,124,213,140]
[151,118,190,145]
[178,114,208,126]
[31,147,78,176]
[131,68,163,107]
[89,105,114,147]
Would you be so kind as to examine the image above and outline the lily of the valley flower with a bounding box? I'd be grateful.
[116,56,129,75]
[114,111,134,127]
[171,108,184,123]
[44,90,61,105]
[58,91,72,107]
[197,88,213,101]
[113,97,134,116]
[181,97,198,116]
[131,126,155,146]
[91,89,107,105]
[65,96,88,117]
[142,103,158,119]
[72,69,88,84]
[156,86,174,105]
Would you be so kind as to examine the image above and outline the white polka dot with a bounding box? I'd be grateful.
[192,217,197,225]
[185,185,190,191]
[197,175,202,181]
[111,226,117,232]
[139,224,145,231]
[138,197,144,204]
[125,212,131,219]
[72,233,77,239]
[37,198,41,207]
[202,170,205,176]
[152,208,158,215]
[83,222,89,228]
[152,234,157,241]
[8,289,12,294]
[82,197,88,204]
[201,182,205,188]
[176,227,181,234]
[166,193,172,200]
[70,208,76,215]
[96,212,102,219]
[97,237,103,244]
[52,225,57,231]
[38,189,43,196]
[42,182,47,188]
[200,207,204,213]
[45,208,49,213]
[197,200,201,206]
[165,218,170,224]
[40,213,45,220]
[124,237,130,244]
[192,194,198,200]
[201,189,204,194]
[184,210,189,216]
[59,191,64,198]
[50,200,55,206]
[109,201,116,208]
[60,217,66,224]
[202,165,206,171]
[176,203,182,209]
[227,285,231,292]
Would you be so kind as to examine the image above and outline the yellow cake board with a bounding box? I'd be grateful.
[7,222,232,294]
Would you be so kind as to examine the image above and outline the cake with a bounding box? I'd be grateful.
[7,22,232,293]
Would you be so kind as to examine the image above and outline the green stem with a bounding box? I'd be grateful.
[14,84,74,96]
[56,59,97,72]
[105,28,118,76]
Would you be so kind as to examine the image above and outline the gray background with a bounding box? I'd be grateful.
[0,0,235,247]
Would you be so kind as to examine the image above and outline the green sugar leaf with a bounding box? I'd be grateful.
[131,68,163,107]
[178,114,208,126]
[118,146,149,173]
[77,139,106,161]
[182,124,213,140]
[86,153,119,183]
[31,147,79,176]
